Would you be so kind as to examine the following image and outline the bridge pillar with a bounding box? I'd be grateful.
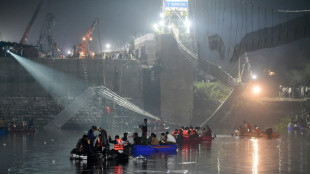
[158,34,194,125]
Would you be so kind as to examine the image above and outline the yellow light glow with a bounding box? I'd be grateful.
[252,86,261,95]
[251,138,258,174]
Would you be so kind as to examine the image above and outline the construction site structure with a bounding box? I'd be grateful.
[77,18,99,59]
[37,13,62,58]
[20,0,43,45]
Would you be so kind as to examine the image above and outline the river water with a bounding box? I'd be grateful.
[0,130,309,174]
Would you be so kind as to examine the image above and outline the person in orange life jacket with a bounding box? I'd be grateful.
[172,129,178,137]
[183,127,189,138]
[95,134,103,152]
[189,126,198,137]
[188,126,193,136]
[109,135,124,151]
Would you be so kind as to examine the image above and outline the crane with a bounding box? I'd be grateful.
[78,18,99,58]
[20,0,43,45]
[37,13,62,58]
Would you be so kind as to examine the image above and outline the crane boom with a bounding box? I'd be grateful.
[20,0,43,45]
[78,18,99,58]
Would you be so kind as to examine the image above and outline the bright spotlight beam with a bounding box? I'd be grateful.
[8,52,85,99]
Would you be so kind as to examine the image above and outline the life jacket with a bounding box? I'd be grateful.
[114,139,124,150]
[183,130,189,138]
[190,129,196,136]
[97,139,102,147]
[172,131,177,137]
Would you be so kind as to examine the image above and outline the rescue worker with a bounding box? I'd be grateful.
[108,135,129,161]
[166,132,176,144]
[98,127,109,148]
[81,136,95,155]
[109,135,124,151]
[244,121,252,132]
[253,125,261,135]
[160,133,167,145]
[183,127,189,138]
[71,134,87,155]
[172,129,178,137]
[109,135,124,155]
[206,125,212,136]
[239,125,245,135]
[202,128,207,135]
[87,126,97,147]
[139,119,148,136]
[178,127,184,135]
[121,133,129,144]
[132,132,142,145]
[97,127,109,157]
[176,127,184,143]
[95,134,103,152]
[150,133,159,145]
[190,127,199,137]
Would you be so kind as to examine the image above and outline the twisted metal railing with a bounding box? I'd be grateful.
[171,25,237,88]
[45,85,177,130]
[171,24,238,127]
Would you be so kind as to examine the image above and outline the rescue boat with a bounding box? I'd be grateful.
[132,144,177,156]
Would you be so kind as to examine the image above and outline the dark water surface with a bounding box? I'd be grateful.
[0,130,309,174]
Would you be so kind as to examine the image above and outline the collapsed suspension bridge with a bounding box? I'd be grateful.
[46,0,310,129]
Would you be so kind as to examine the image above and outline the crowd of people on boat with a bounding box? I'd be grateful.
[132,119,177,145]
[71,119,215,158]
[171,125,213,140]
[288,113,310,131]
[235,121,262,136]
[0,117,34,131]
[234,121,279,138]
[71,119,178,159]
[71,126,124,159]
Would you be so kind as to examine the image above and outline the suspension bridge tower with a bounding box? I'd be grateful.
[159,0,190,34]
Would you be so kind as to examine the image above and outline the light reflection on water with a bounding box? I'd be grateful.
[0,130,309,173]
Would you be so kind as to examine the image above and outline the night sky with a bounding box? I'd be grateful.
[0,0,309,73]
[0,0,162,53]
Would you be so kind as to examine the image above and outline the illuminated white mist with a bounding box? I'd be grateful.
[8,52,85,98]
